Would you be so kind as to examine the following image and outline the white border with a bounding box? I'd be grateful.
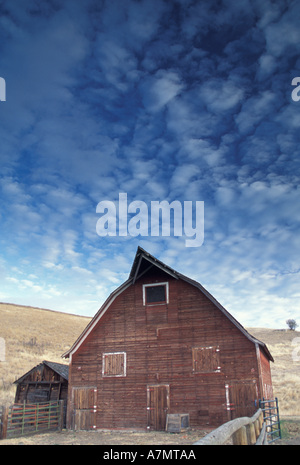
[142,282,169,306]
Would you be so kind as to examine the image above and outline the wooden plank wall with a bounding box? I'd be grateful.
[69,269,266,430]
[15,364,68,404]
[258,348,274,399]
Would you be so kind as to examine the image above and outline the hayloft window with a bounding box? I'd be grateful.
[102,352,126,377]
[192,347,221,373]
[143,282,169,305]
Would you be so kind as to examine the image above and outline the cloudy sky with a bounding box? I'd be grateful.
[0,0,299,329]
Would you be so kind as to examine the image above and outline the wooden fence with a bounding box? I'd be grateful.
[193,409,267,445]
[0,400,64,440]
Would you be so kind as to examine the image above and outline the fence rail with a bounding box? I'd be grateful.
[193,409,267,445]
[0,400,64,439]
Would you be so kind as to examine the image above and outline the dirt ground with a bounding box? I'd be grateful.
[1,418,300,446]
[0,427,209,446]
[272,417,300,445]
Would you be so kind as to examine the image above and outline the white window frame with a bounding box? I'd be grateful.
[143,282,169,306]
[102,351,127,377]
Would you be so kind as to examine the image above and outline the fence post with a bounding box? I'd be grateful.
[247,423,257,445]
[48,402,51,429]
[22,402,26,435]
[275,397,282,440]
[254,419,260,438]
[233,426,248,445]
[0,406,9,439]
[258,411,264,429]
[58,401,64,431]
[35,403,39,432]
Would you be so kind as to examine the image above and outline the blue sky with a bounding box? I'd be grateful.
[0,0,299,328]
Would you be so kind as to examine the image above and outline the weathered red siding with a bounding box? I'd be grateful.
[67,265,272,430]
[258,348,274,399]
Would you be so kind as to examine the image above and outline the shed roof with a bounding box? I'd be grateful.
[14,360,69,384]
[63,246,273,362]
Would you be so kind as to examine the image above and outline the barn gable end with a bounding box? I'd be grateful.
[64,247,274,431]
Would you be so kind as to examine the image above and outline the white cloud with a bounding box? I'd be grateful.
[166,84,234,144]
[5,274,62,299]
[263,1,300,58]
[275,104,300,130]
[62,230,82,265]
[257,54,277,79]
[43,262,64,271]
[200,79,244,113]
[71,266,93,276]
[44,186,88,218]
[170,164,200,194]
[140,70,184,113]
[215,186,236,206]
[95,38,140,91]
[0,0,299,330]
[235,91,277,134]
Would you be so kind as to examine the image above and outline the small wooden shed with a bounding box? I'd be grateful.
[14,360,69,405]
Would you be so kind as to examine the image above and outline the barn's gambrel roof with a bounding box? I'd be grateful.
[63,246,273,362]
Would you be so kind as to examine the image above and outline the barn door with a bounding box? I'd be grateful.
[227,380,258,419]
[147,385,170,431]
[71,387,97,430]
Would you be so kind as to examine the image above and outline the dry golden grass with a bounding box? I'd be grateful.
[0,302,91,406]
[0,303,299,417]
[248,327,300,416]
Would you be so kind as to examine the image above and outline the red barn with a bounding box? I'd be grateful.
[63,247,273,431]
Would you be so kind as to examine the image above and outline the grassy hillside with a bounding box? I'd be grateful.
[248,327,300,416]
[0,303,299,416]
[0,302,91,406]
